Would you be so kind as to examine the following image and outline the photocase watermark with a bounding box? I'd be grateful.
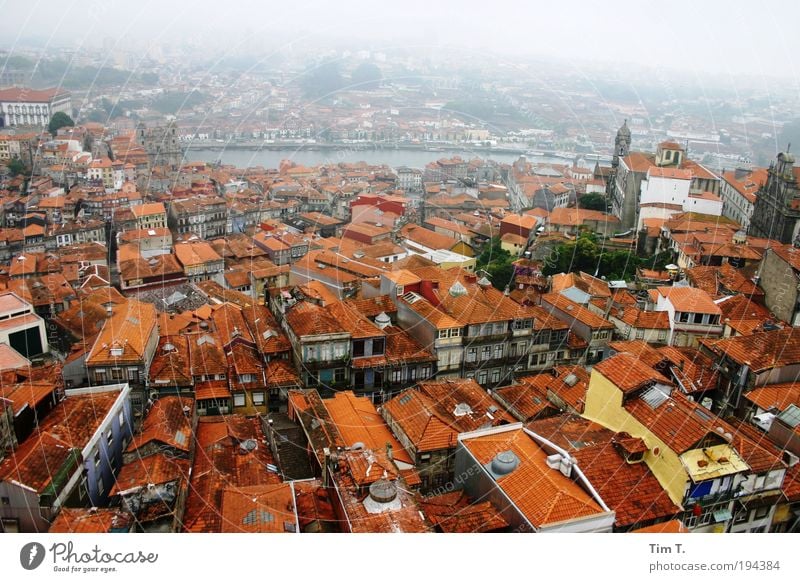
[18,541,158,574]
[19,542,46,571]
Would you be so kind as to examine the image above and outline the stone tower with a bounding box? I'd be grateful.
[749,151,800,244]
[612,120,631,169]
[135,121,181,169]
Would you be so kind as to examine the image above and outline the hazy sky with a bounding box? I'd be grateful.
[1,0,798,81]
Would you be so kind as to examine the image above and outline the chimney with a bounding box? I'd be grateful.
[419,280,440,306]
[322,447,331,487]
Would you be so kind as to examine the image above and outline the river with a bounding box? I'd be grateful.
[182,146,586,171]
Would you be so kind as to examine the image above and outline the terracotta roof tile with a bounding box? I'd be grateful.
[220,483,297,533]
[701,328,800,373]
[461,427,606,528]
[655,286,721,315]
[323,392,412,465]
[494,382,558,421]
[0,390,120,493]
[48,508,133,533]
[518,366,590,413]
[593,352,673,394]
[110,452,190,496]
[529,414,680,527]
[183,416,281,533]
[418,490,509,532]
[744,382,800,412]
[127,396,194,454]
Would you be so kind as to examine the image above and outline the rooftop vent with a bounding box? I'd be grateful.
[545,452,574,477]
[486,451,520,478]
[239,439,258,453]
[163,343,176,353]
[563,373,579,387]
[363,479,401,514]
[449,280,467,297]
[374,311,391,329]
[453,402,473,417]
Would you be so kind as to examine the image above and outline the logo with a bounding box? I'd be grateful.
[19,542,46,570]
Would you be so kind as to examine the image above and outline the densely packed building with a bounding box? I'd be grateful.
[0,107,799,536]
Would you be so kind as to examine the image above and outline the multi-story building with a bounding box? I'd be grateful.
[86,299,158,414]
[0,383,132,532]
[174,240,224,284]
[169,197,227,239]
[653,286,723,348]
[584,353,787,533]
[0,87,71,128]
[720,166,767,231]
[131,202,167,230]
[395,166,423,192]
[44,219,106,250]
[0,291,48,358]
[87,157,115,189]
[454,424,616,532]
[609,131,720,230]
[750,152,800,244]
[283,300,351,393]
[700,328,800,415]
[135,122,181,169]
[382,380,504,492]
[539,293,614,364]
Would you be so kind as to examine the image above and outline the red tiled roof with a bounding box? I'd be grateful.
[540,293,615,329]
[194,380,231,401]
[744,382,800,412]
[220,483,297,533]
[493,382,558,421]
[48,508,132,533]
[593,352,673,394]
[655,286,721,315]
[418,490,509,532]
[518,366,590,413]
[529,414,680,527]
[383,390,458,453]
[183,416,281,533]
[285,300,347,337]
[110,453,190,496]
[0,391,120,493]
[461,427,606,528]
[127,396,194,454]
[324,392,412,464]
[701,328,800,372]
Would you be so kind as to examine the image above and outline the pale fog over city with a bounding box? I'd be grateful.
[2,0,800,560]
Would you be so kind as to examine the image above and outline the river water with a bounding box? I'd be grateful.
[182,146,577,171]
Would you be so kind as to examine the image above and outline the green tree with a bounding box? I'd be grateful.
[543,231,600,276]
[578,193,608,211]
[48,111,74,135]
[351,62,382,90]
[598,249,642,280]
[476,236,515,290]
[300,61,344,99]
[7,158,26,176]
